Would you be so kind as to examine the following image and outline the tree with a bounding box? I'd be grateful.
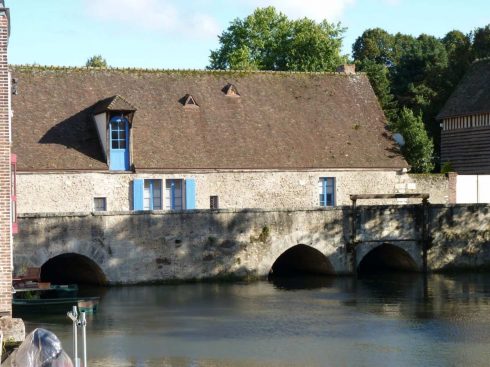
[352,28,395,66]
[208,7,346,71]
[393,108,434,173]
[472,25,490,59]
[441,30,472,89]
[357,60,398,123]
[391,34,448,113]
[86,55,108,68]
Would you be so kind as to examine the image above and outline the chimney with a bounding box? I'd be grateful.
[336,64,356,75]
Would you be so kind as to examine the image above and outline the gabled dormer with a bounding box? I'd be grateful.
[223,83,240,97]
[182,94,199,109]
[92,95,136,171]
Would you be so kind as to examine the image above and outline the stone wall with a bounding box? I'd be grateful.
[14,208,351,284]
[429,204,490,270]
[14,204,490,284]
[16,170,450,214]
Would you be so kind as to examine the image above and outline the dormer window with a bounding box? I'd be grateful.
[183,94,199,109]
[224,83,240,97]
[92,95,136,171]
[109,116,129,170]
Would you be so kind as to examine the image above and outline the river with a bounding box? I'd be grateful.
[17,273,490,367]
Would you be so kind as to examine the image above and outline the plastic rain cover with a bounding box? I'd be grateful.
[13,328,73,367]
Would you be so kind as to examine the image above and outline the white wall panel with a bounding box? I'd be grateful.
[478,176,490,203]
[456,175,477,203]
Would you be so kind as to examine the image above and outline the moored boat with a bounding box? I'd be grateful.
[12,297,100,314]
[14,284,79,299]
[13,283,100,314]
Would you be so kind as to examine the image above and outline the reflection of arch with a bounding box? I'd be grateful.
[270,244,335,277]
[41,253,107,285]
[357,243,418,275]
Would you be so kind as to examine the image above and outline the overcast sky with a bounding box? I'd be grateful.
[7,0,490,69]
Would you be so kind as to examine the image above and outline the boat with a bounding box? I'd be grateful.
[12,296,100,314]
[12,283,100,314]
[14,284,79,299]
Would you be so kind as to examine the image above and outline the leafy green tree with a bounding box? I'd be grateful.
[441,31,472,89]
[208,7,346,71]
[391,33,418,66]
[472,25,490,59]
[357,60,398,123]
[393,108,434,173]
[391,34,448,112]
[352,26,490,172]
[352,28,395,66]
[86,55,108,68]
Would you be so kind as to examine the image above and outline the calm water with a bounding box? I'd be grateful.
[18,274,490,367]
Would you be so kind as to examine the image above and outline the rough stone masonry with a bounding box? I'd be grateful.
[13,204,490,285]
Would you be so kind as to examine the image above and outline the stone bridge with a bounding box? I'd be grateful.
[13,204,490,285]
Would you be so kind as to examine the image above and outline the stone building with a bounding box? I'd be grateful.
[0,1,12,316]
[11,65,450,215]
[437,58,490,203]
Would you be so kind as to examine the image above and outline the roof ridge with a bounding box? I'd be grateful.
[9,64,366,76]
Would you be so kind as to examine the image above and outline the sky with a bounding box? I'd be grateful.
[7,0,490,69]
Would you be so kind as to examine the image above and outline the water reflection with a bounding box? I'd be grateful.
[270,274,335,290]
[19,273,490,367]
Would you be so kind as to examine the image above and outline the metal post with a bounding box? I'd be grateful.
[81,312,88,367]
[67,306,79,367]
[350,198,358,275]
[422,198,429,274]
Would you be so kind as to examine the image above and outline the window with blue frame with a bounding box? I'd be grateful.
[319,177,336,207]
[165,179,183,210]
[133,178,196,211]
[143,180,162,210]
[109,116,129,171]
[110,118,127,149]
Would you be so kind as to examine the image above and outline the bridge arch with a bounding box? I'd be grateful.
[357,243,419,275]
[41,253,107,285]
[269,244,335,277]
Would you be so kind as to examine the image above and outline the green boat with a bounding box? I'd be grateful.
[14,284,79,299]
[12,297,100,314]
[13,284,99,314]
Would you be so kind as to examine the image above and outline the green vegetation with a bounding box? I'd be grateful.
[85,55,108,68]
[353,25,490,172]
[258,226,270,243]
[250,226,271,244]
[208,7,346,71]
[441,161,455,174]
[393,108,434,173]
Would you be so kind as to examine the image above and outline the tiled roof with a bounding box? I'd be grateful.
[11,66,407,171]
[437,58,490,120]
[93,95,137,114]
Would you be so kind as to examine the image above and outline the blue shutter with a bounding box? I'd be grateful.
[185,179,196,210]
[133,179,144,211]
[322,178,327,207]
